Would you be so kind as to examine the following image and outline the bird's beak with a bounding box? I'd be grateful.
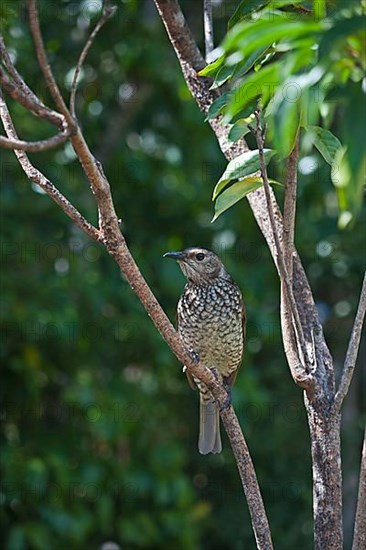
[163,250,185,260]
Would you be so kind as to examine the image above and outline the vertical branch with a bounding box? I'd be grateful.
[283,136,299,279]
[27,0,71,118]
[203,0,214,60]
[253,112,313,386]
[333,273,366,413]
[353,428,366,550]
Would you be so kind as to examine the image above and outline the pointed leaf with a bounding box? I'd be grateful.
[213,149,275,199]
[198,55,225,77]
[310,126,342,165]
[206,91,233,120]
[228,118,253,144]
[212,176,264,222]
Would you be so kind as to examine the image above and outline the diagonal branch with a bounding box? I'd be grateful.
[27,0,71,119]
[0,65,66,128]
[0,90,101,243]
[352,428,366,550]
[283,136,299,279]
[0,129,70,151]
[69,1,117,118]
[333,272,366,413]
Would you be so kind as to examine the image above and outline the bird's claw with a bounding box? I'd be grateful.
[190,350,200,364]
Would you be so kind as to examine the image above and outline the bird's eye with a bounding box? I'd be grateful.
[196,253,205,261]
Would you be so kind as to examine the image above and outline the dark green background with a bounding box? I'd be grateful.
[1,1,365,548]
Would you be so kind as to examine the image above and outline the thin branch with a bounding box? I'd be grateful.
[253,111,313,387]
[70,2,117,118]
[0,129,70,151]
[0,65,66,128]
[203,0,214,61]
[27,0,71,119]
[353,428,366,550]
[333,272,366,413]
[283,136,299,279]
[0,90,101,243]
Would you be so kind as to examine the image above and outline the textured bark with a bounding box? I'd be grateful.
[353,428,366,550]
[305,399,343,548]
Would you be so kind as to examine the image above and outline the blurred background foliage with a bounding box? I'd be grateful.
[0,1,365,549]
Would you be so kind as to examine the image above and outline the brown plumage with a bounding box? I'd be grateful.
[164,247,246,454]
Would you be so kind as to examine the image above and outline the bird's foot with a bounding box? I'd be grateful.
[189,350,200,364]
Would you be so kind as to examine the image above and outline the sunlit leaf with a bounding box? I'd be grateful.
[213,149,275,199]
[198,55,225,77]
[212,176,264,222]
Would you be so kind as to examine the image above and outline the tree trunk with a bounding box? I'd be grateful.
[306,397,343,549]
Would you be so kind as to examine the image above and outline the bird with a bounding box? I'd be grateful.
[164,247,245,454]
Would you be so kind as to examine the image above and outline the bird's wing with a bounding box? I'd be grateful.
[176,288,198,391]
[226,292,246,387]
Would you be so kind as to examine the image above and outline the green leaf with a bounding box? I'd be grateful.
[224,63,281,121]
[228,0,270,29]
[235,46,271,77]
[319,15,366,60]
[206,91,232,120]
[213,149,275,199]
[212,176,264,222]
[223,18,323,58]
[198,55,225,77]
[228,118,253,144]
[210,64,238,90]
[310,126,342,165]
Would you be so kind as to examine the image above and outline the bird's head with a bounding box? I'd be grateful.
[164,247,230,284]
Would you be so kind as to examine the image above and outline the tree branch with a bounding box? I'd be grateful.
[203,0,214,61]
[27,0,71,119]
[0,129,70,151]
[283,136,299,279]
[353,428,366,550]
[333,273,366,413]
[0,90,101,243]
[253,112,313,389]
[69,1,117,118]
[0,65,66,128]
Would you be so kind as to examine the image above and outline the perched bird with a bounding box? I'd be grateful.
[164,247,245,454]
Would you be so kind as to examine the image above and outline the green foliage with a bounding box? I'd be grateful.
[1,1,365,549]
[204,0,365,227]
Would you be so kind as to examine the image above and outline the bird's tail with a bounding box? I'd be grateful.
[199,394,222,454]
